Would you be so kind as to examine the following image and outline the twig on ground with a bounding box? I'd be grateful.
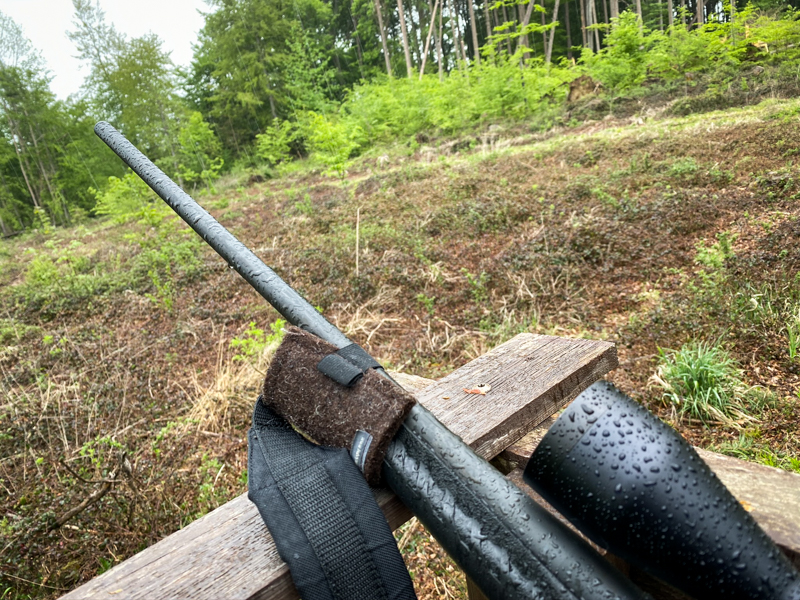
[51,467,118,531]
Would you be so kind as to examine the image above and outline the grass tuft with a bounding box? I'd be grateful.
[653,341,758,426]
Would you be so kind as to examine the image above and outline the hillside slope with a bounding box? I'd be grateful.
[2,98,800,598]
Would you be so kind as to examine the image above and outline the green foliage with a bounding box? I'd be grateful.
[14,242,115,314]
[462,269,490,304]
[787,306,800,360]
[303,112,364,177]
[130,221,203,311]
[582,12,652,92]
[655,341,758,424]
[78,435,125,479]
[416,293,436,316]
[91,171,157,221]
[69,1,186,163]
[695,231,735,270]
[176,112,224,191]
[713,428,800,473]
[0,318,40,344]
[256,120,303,166]
[230,319,287,361]
[196,454,226,513]
[668,157,700,179]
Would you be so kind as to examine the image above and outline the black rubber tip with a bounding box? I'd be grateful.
[524,380,800,600]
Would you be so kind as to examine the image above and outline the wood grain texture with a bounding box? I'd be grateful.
[501,426,800,567]
[60,333,617,600]
[695,448,800,568]
[415,333,617,458]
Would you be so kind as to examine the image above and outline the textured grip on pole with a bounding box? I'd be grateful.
[94,121,350,348]
[384,405,651,600]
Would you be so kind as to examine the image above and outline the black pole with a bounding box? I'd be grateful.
[95,121,647,600]
[94,121,349,348]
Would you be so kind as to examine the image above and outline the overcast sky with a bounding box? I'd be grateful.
[1,0,210,100]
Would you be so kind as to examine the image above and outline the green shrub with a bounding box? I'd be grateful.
[176,111,224,191]
[583,12,653,93]
[256,119,303,166]
[14,244,119,314]
[91,172,158,221]
[230,319,286,362]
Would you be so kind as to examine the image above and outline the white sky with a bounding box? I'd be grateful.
[0,0,210,100]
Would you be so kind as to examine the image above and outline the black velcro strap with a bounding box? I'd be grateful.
[337,343,382,372]
[248,398,417,600]
[317,353,365,387]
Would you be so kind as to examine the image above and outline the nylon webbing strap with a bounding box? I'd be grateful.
[248,398,417,600]
[317,342,382,387]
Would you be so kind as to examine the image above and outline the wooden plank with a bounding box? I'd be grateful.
[695,448,800,568]
[60,333,616,600]
[415,334,617,458]
[58,488,413,600]
[501,427,800,568]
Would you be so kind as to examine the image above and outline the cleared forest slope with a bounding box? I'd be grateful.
[2,98,800,599]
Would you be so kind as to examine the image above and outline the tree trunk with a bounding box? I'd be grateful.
[4,115,40,210]
[438,0,445,78]
[466,0,481,64]
[0,170,12,236]
[592,0,601,48]
[502,4,513,54]
[448,0,463,69]
[396,0,414,77]
[349,4,366,77]
[610,0,619,19]
[695,0,704,28]
[420,0,441,78]
[565,0,573,59]
[680,0,686,25]
[667,0,674,27]
[268,95,278,119]
[517,1,534,59]
[541,6,548,58]
[411,0,425,66]
[484,0,493,41]
[603,0,609,26]
[24,119,58,211]
[156,101,185,189]
[545,0,562,64]
[578,0,588,48]
[374,0,393,76]
[453,0,468,62]
[635,0,643,26]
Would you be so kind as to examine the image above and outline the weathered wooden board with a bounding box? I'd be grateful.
[501,427,800,568]
[414,334,617,458]
[695,448,800,568]
[61,333,616,600]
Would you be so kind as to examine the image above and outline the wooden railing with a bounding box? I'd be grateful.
[60,333,800,600]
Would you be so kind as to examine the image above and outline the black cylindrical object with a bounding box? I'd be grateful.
[525,380,800,600]
[385,405,649,600]
[96,121,649,600]
[94,121,350,349]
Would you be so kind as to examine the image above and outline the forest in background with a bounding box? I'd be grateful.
[1,0,800,234]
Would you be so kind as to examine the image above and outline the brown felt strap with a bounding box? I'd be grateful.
[262,327,416,485]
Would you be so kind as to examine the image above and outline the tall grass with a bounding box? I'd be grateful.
[654,341,760,425]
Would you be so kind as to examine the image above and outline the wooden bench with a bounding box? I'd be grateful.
[60,333,800,600]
